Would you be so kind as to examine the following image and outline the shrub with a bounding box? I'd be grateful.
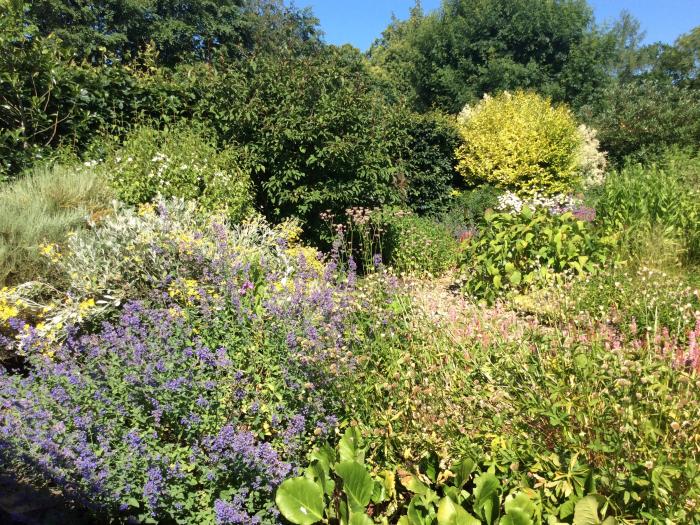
[0,203,354,523]
[460,207,609,303]
[576,124,608,189]
[336,207,460,276]
[582,80,700,166]
[388,110,461,217]
[595,149,700,263]
[377,209,460,276]
[1,199,315,360]
[105,123,253,221]
[192,48,405,234]
[455,91,583,195]
[0,163,113,286]
[439,185,500,242]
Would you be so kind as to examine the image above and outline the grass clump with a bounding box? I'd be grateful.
[0,163,112,286]
[595,149,700,263]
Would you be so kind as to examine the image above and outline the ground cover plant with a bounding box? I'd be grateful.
[1,0,700,524]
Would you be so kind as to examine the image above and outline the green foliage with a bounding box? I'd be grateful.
[0,2,82,178]
[651,27,700,89]
[24,0,248,65]
[440,185,501,237]
[460,207,609,303]
[389,110,461,217]
[277,428,616,524]
[193,47,406,232]
[582,80,700,165]
[22,0,321,65]
[105,123,253,221]
[564,262,700,342]
[369,0,614,112]
[377,210,460,276]
[455,92,584,196]
[0,163,113,286]
[339,207,460,276]
[346,275,700,522]
[595,150,700,262]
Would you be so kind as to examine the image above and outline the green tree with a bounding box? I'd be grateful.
[370,0,614,112]
[25,0,249,65]
[0,0,82,177]
[652,27,700,88]
[581,79,700,164]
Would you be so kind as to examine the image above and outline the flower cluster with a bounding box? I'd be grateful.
[495,191,596,221]
[0,201,356,523]
[577,124,608,188]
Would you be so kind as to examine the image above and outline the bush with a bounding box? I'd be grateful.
[582,80,700,166]
[596,149,700,263]
[0,163,113,286]
[0,202,354,524]
[388,110,461,217]
[455,91,583,195]
[193,48,405,235]
[0,199,317,361]
[577,124,608,189]
[105,123,253,221]
[338,207,460,276]
[460,207,609,303]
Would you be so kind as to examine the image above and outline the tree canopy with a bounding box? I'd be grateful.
[369,0,616,112]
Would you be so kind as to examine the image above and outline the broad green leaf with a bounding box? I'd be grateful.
[573,495,615,525]
[454,459,475,489]
[349,512,374,525]
[504,493,535,517]
[407,498,428,525]
[339,427,365,463]
[275,477,324,525]
[399,472,430,496]
[509,270,522,285]
[437,496,480,525]
[501,509,533,525]
[493,274,502,289]
[336,461,374,510]
[473,472,499,525]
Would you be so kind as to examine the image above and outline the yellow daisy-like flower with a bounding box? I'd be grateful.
[79,298,96,314]
[39,243,62,262]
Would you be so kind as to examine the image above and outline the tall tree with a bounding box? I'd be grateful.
[23,0,257,65]
[370,0,615,112]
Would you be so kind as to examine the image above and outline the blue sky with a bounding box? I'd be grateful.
[300,1,700,51]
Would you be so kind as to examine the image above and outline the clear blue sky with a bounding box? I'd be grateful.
[299,1,700,51]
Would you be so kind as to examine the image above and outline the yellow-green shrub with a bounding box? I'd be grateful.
[455,91,582,195]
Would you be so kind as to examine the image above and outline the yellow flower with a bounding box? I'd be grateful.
[0,301,19,322]
[138,203,156,216]
[39,243,62,262]
[79,298,96,314]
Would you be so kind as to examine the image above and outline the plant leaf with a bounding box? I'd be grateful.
[336,461,374,511]
[275,477,324,525]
